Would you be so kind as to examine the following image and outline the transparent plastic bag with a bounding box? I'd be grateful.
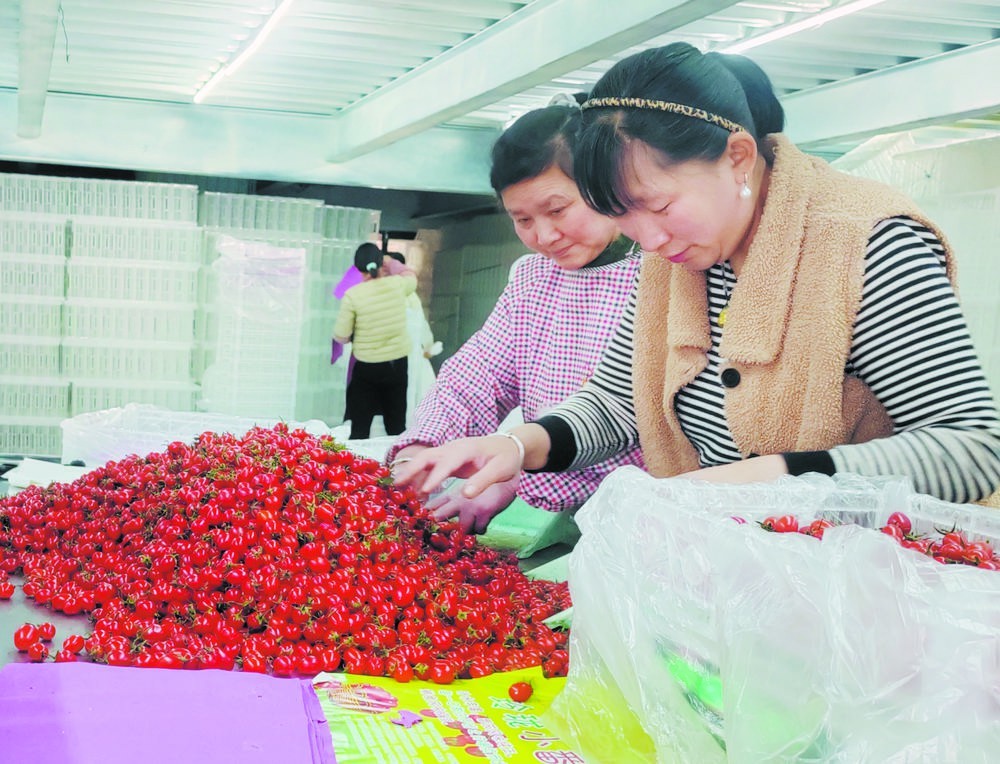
[199,235,306,418]
[545,467,1000,763]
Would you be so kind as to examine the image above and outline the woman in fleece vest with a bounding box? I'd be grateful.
[394,42,1000,506]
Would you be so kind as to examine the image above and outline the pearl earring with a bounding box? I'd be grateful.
[739,173,752,200]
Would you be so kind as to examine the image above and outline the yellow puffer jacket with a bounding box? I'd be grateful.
[333,274,416,363]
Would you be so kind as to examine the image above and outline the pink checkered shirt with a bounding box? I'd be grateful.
[389,247,645,512]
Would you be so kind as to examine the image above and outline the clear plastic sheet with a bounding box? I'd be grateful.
[545,467,1000,763]
[199,234,306,418]
[61,404,333,466]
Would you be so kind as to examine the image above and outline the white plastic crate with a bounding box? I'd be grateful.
[64,298,197,343]
[0,296,63,337]
[66,258,199,302]
[70,379,200,416]
[144,183,200,223]
[0,214,67,254]
[194,305,216,345]
[62,337,193,381]
[0,415,63,458]
[191,342,214,383]
[297,343,342,385]
[199,192,323,233]
[70,219,202,263]
[0,254,67,297]
[300,312,336,349]
[72,179,198,222]
[0,376,70,417]
[0,336,61,376]
[0,174,74,216]
[294,381,345,424]
[319,241,354,276]
[321,206,381,241]
[307,276,338,310]
[215,308,303,351]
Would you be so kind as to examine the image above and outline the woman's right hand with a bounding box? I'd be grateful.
[424,477,519,534]
[391,434,526,500]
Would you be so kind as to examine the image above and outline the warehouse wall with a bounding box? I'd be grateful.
[417,212,526,368]
[834,134,1000,392]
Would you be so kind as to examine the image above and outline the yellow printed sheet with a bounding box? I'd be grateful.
[313,667,584,764]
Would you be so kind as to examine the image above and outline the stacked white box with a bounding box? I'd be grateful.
[64,215,201,420]
[0,212,69,457]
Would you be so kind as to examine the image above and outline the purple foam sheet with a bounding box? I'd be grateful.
[0,662,336,764]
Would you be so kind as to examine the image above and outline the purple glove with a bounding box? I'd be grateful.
[425,478,519,534]
[333,266,364,299]
[331,339,345,364]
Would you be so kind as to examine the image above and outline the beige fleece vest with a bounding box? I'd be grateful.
[633,134,957,478]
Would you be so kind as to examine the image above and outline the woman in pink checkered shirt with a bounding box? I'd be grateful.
[386,99,644,533]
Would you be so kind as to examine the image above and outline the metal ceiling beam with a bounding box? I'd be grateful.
[17,0,61,139]
[784,39,1000,151]
[0,89,500,194]
[326,0,741,162]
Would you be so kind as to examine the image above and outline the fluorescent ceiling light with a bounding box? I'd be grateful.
[720,0,890,54]
[194,0,296,104]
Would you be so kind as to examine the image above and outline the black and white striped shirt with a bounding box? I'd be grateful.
[536,218,1000,504]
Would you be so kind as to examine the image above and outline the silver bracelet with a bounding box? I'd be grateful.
[388,456,412,469]
[494,431,526,471]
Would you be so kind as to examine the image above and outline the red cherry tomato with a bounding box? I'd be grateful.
[886,511,912,536]
[881,523,904,542]
[27,642,50,662]
[508,681,533,702]
[37,622,56,641]
[760,515,799,533]
[13,623,39,651]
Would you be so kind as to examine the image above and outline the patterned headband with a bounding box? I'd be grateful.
[581,97,745,134]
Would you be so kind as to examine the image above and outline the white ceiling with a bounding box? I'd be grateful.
[1,0,999,195]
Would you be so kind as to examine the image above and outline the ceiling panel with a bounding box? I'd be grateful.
[464,0,1000,125]
[0,0,998,190]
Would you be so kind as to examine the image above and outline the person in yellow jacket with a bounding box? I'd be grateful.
[393,42,1000,506]
[333,243,416,440]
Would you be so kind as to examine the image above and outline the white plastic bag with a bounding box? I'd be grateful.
[61,404,332,466]
[546,467,1000,763]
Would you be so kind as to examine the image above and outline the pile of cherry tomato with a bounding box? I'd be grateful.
[750,511,999,570]
[0,424,571,681]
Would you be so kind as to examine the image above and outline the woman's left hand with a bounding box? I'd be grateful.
[679,454,788,484]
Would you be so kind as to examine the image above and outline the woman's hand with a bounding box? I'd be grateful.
[425,477,519,534]
[678,454,788,484]
[391,435,525,499]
